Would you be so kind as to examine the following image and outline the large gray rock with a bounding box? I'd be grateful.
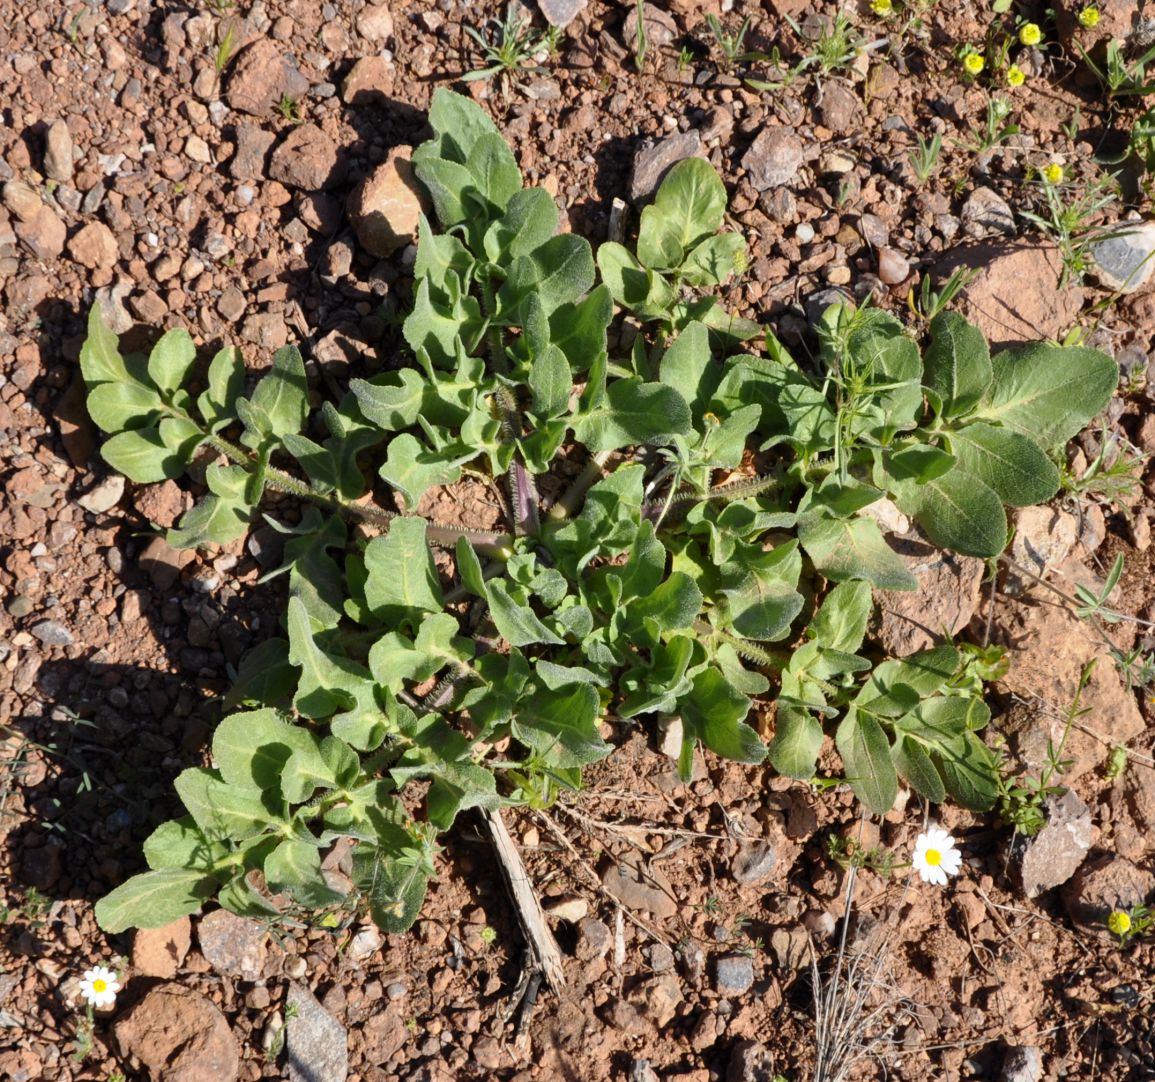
[1090,221,1155,294]
[287,983,348,1082]
[630,129,703,203]
[538,0,588,28]
[742,127,803,191]
[1018,789,1093,899]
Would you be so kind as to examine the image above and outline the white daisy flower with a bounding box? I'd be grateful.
[911,827,961,886]
[79,965,121,1009]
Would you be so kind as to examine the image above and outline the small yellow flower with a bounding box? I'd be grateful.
[1108,909,1132,936]
[963,52,985,76]
[1078,6,1100,28]
[871,0,893,16]
[1006,64,1026,87]
[1042,162,1064,184]
[1019,22,1042,46]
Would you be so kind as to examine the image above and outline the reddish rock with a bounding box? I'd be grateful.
[268,124,345,191]
[68,221,119,270]
[229,123,276,181]
[932,242,1083,351]
[356,3,394,41]
[132,916,192,978]
[114,984,239,1082]
[197,909,268,980]
[347,146,428,257]
[43,119,74,183]
[225,39,309,116]
[340,56,395,106]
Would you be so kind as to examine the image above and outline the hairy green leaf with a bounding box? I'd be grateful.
[798,511,918,591]
[636,158,727,270]
[976,343,1117,447]
[148,327,197,395]
[947,423,1060,507]
[923,311,992,417]
[95,869,218,933]
[836,709,897,814]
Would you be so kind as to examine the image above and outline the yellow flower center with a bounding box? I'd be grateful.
[925,848,942,866]
[92,979,107,993]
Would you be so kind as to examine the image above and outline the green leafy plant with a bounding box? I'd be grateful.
[632,0,649,71]
[705,14,770,70]
[907,130,942,187]
[964,95,1019,153]
[801,11,862,74]
[214,22,238,75]
[276,94,301,123]
[1079,38,1155,98]
[1019,173,1117,285]
[464,4,548,84]
[82,89,1117,938]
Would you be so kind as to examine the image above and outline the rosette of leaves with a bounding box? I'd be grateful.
[84,88,1118,937]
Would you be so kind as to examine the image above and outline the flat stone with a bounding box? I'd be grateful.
[15,205,66,262]
[77,474,126,514]
[1063,855,1155,927]
[630,129,703,203]
[68,221,119,272]
[742,127,803,191]
[713,954,755,996]
[347,925,382,962]
[623,3,677,48]
[1019,789,1094,899]
[576,917,612,961]
[962,186,1015,236]
[286,982,347,1082]
[1090,221,1155,294]
[226,39,310,116]
[1005,507,1079,596]
[874,535,984,656]
[727,1039,778,1082]
[185,134,212,164]
[731,841,777,886]
[341,56,395,106]
[995,558,1144,780]
[269,124,345,190]
[356,3,394,40]
[639,972,682,1027]
[114,984,239,1082]
[601,853,678,919]
[347,145,428,257]
[538,0,588,28]
[43,119,74,183]
[932,242,1083,350]
[30,620,73,647]
[770,926,809,973]
[859,212,888,248]
[544,896,589,922]
[132,917,192,979]
[197,909,268,980]
[818,79,860,134]
[878,246,910,285]
[230,124,276,180]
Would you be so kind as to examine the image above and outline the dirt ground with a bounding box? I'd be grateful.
[2,1,1155,1080]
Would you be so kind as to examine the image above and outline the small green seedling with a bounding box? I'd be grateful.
[464,4,548,84]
